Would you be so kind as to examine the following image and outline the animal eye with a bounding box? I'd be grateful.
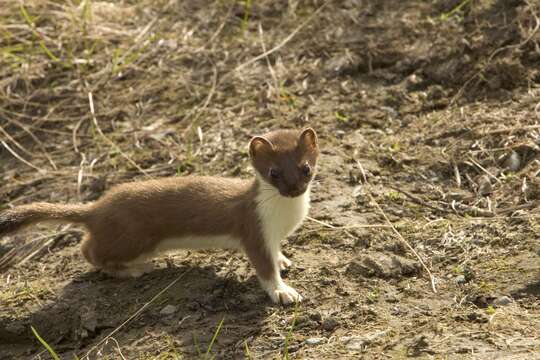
[269,168,280,180]
[301,164,311,176]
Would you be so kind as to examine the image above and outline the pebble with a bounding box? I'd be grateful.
[309,312,322,322]
[305,337,325,345]
[322,317,339,331]
[494,296,513,307]
[477,175,492,196]
[504,151,521,171]
[160,304,178,316]
[342,329,390,350]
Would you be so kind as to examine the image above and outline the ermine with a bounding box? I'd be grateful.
[0,128,319,305]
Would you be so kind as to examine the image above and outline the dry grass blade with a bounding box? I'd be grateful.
[258,22,280,101]
[79,268,191,359]
[451,1,540,104]
[235,1,329,72]
[181,65,218,137]
[87,92,152,178]
[0,227,76,272]
[306,216,389,230]
[1,140,46,173]
[366,190,437,293]
[386,185,452,214]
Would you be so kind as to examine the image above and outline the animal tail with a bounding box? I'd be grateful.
[0,202,91,237]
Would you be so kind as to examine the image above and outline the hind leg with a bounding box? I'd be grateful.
[102,261,155,278]
[81,230,156,278]
[102,252,156,278]
[81,233,100,269]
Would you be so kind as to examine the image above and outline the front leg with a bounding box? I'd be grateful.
[278,251,292,271]
[244,242,302,305]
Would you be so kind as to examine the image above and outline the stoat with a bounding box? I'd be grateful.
[0,128,319,305]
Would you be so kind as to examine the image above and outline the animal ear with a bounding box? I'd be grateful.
[299,128,318,151]
[249,136,273,158]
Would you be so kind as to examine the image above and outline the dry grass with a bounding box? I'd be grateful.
[1,0,539,358]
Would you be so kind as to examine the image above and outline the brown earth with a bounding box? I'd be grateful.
[0,0,539,359]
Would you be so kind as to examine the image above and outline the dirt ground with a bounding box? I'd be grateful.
[1,0,539,359]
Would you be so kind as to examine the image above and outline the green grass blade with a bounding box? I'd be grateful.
[39,40,61,62]
[242,0,252,34]
[19,4,34,26]
[440,0,471,21]
[204,317,224,358]
[193,332,202,357]
[20,4,66,65]
[31,326,61,360]
[244,340,252,359]
[283,303,299,360]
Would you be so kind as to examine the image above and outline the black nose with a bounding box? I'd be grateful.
[287,185,304,197]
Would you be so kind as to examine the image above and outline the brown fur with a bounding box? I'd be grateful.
[0,128,319,303]
[79,176,262,269]
[250,129,319,197]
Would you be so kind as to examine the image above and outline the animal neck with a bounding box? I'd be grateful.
[254,176,310,256]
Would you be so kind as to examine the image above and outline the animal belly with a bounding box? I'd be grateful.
[156,235,241,253]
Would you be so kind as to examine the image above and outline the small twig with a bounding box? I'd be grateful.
[77,153,87,201]
[72,117,85,154]
[1,116,58,170]
[451,202,495,217]
[304,216,372,241]
[235,1,328,72]
[451,2,540,104]
[306,216,389,230]
[87,92,152,178]
[0,228,77,272]
[386,185,452,214]
[453,162,461,188]
[106,337,127,360]
[1,140,46,174]
[366,190,437,293]
[195,4,234,52]
[498,202,537,214]
[258,22,280,101]
[355,160,368,183]
[480,124,540,136]
[466,155,502,184]
[181,65,218,137]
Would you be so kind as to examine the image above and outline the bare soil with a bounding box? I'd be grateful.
[1,0,539,359]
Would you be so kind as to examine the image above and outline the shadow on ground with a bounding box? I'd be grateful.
[0,263,269,358]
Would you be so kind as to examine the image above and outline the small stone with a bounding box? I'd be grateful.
[407,334,434,356]
[384,295,398,303]
[455,275,466,284]
[467,311,489,323]
[160,304,177,316]
[322,317,339,331]
[493,296,513,307]
[504,151,521,171]
[477,175,492,196]
[342,329,389,350]
[345,338,366,350]
[80,305,98,332]
[309,312,322,322]
[381,106,398,119]
[305,337,325,345]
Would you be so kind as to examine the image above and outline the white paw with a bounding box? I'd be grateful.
[107,262,155,278]
[268,282,303,305]
[278,252,293,271]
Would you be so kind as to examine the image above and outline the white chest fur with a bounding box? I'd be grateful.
[255,180,310,259]
[156,235,240,253]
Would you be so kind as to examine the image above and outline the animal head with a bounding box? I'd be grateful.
[249,128,319,198]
